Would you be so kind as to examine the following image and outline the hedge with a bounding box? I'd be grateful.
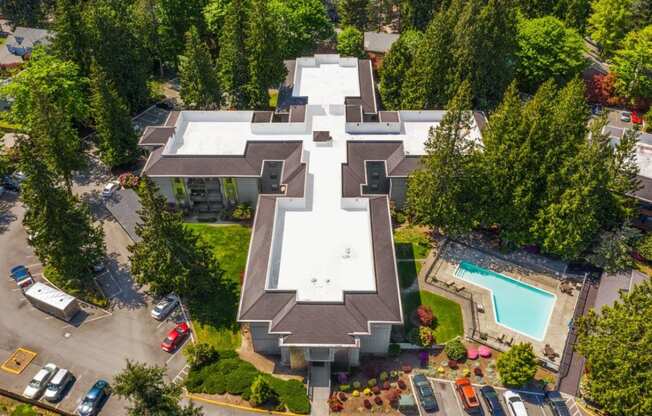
[185,350,310,414]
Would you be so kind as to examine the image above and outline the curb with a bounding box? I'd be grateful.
[186,394,303,416]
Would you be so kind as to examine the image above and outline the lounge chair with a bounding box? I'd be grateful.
[506,337,514,346]
[455,285,466,292]
[444,280,455,288]
[497,334,505,343]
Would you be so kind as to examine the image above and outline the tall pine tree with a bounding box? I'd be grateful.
[379,30,423,109]
[90,63,139,168]
[179,25,221,110]
[218,0,249,109]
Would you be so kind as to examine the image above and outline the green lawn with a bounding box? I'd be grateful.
[185,224,252,350]
[403,290,464,343]
[394,225,431,260]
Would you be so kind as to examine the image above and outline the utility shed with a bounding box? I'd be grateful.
[24,282,81,322]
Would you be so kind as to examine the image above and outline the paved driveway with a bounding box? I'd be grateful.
[0,190,189,415]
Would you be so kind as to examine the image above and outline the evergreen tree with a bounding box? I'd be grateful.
[378,30,422,110]
[18,137,105,290]
[496,343,538,387]
[587,224,641,273]
[84,0,151,112]
[179,25,221,110]
[218,0,249,109]
[0,0,46,26]
[400,0,439,31]
[90,64,139,168]
[367,0,397,32]
[155,0,209,68]
[588,0,633,57]
[406,81,481,236]
[576,280,652,416]
[52,0,89,75]
[516,16,587,93]
[245,0,287,109]
[338,0,369,30]
[336,26,365,58]
[114,360,203,416]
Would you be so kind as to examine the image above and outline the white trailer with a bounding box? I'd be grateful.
[24,282,81,322]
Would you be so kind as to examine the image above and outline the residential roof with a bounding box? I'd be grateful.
[0,22,51,66]
[363,32,400,53]
[137,55,484,347]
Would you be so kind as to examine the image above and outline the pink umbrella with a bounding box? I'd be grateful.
[467,346,479,360]
[478,346,492,358]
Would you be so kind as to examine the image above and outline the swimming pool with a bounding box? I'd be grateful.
[454,261,556,340]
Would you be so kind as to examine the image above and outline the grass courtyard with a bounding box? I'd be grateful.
[394,225,431,288]
[403,290,464,343]
[185,223,252,350]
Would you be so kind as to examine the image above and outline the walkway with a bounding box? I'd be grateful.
[308,363,330,416]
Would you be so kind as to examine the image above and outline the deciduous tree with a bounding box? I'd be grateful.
[588,0,633,57]
[337,0,369,30]
[576,279,652,416]
[270,0,334,58]
[496,343,537,387]
[179,25,221,109]
[516,16,587,93]
[336,26,365,58]
[612,25,652,102]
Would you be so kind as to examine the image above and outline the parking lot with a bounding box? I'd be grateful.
[412,376,583,416]
[0,184,190,415]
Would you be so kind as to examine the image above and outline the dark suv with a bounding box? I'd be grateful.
[413,374,438,413]
[480,385,506,415]
[545,391,572,416]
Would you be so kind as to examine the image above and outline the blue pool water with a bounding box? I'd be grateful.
[455,261,556,340]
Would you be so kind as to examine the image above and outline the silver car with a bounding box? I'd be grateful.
[150,294,179,320]
[23,363,58,399]
[44,368,74,402]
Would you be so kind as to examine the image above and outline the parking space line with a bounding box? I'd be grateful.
[61,310,113,329]
[450,380,466,415]
[166,345,186,365]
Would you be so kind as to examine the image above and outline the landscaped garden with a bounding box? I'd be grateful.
[184,347,310,414]
[393,225,432,288]
[185,223,252,350]
[403,290,464,344]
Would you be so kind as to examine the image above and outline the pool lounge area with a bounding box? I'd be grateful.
[455,261,556,341]
[430,241,578,363]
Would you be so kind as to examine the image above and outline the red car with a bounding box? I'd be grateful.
[632,111,642,124]
[160,322,190,352]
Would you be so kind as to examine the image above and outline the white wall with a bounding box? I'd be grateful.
[345,121,401,134]
[250,322,281,354]
[152,177,176,204]
[235,177,259,205]
[359,324,392,354]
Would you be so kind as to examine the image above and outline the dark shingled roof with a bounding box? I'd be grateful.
[138,126,176,146]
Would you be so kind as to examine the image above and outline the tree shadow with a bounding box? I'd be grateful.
[101,252,147,311]
[0,192,19,234]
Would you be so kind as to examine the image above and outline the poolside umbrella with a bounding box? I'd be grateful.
[478,346,492,358]
[467,346,479,360]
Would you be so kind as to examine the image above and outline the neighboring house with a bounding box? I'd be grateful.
[604,126,652,230]
[0,20,51,67]
[594,270,648,311]
[138,55,485,371]
[363,32,399,69]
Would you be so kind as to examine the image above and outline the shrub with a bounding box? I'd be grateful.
[445,338,467,361]
[382,381,391,390]
[401,364,412,373]
[226,366,259,394]
[183,343,220,370]
[448,360,458,369]
[339,384,350,392]
[374,396,383,405]
[416,304,435,327]
[419,326,436,347]
[367,378,377,387]
[419,350,430,367]
[352,381,361,390]
[363,387,372,396]
[267,378,310,414]
[389,370,398,380]
[407,327,420,345]
[231,202,254,220]
[337,391,347,402]
[249,375,277,407]
[118,172,140,189]
[372,386,381,395]
[387,388,401,403]
[364,399,372,409]
[388,343,401,357]
[336,26,365,58]
[397,380,407,390]
[474,367,483,376]
[497,343,538,387]
[352,390,360,397]
[379,371,389,382]
[242,386,251,401]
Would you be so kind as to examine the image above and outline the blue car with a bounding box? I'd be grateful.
[10,265,34,289]
[77,380,110,416]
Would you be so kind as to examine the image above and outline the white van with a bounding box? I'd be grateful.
[44,368,74,402]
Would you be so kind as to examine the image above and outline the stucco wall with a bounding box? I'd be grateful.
[250,322,281,354]
[235,177,259,205]
[359,323,392,354]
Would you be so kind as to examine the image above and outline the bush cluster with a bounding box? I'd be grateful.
[185,348,310,414]
[445,338,467,361]
[231,202,254,220]
[416,304,435,327]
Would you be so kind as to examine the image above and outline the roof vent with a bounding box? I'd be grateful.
[313,131,331,142]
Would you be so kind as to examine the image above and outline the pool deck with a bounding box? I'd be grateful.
[425,241,577,364]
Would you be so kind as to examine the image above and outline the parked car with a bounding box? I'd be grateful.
[620,111,632,122]
[504,390,528,416]
[44,368,74,402]
[10,265,34,289]
[412,374,438,413]
[545,391,572,416]
[151,294,179,320]
[77,379,110,416]
[2,175,20,192]
[161,322,190,352]
[631,111,642,124]
[101,182,119,198]
[454,378,482,414]
[480,385,506,416]
[23,363,58,399]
